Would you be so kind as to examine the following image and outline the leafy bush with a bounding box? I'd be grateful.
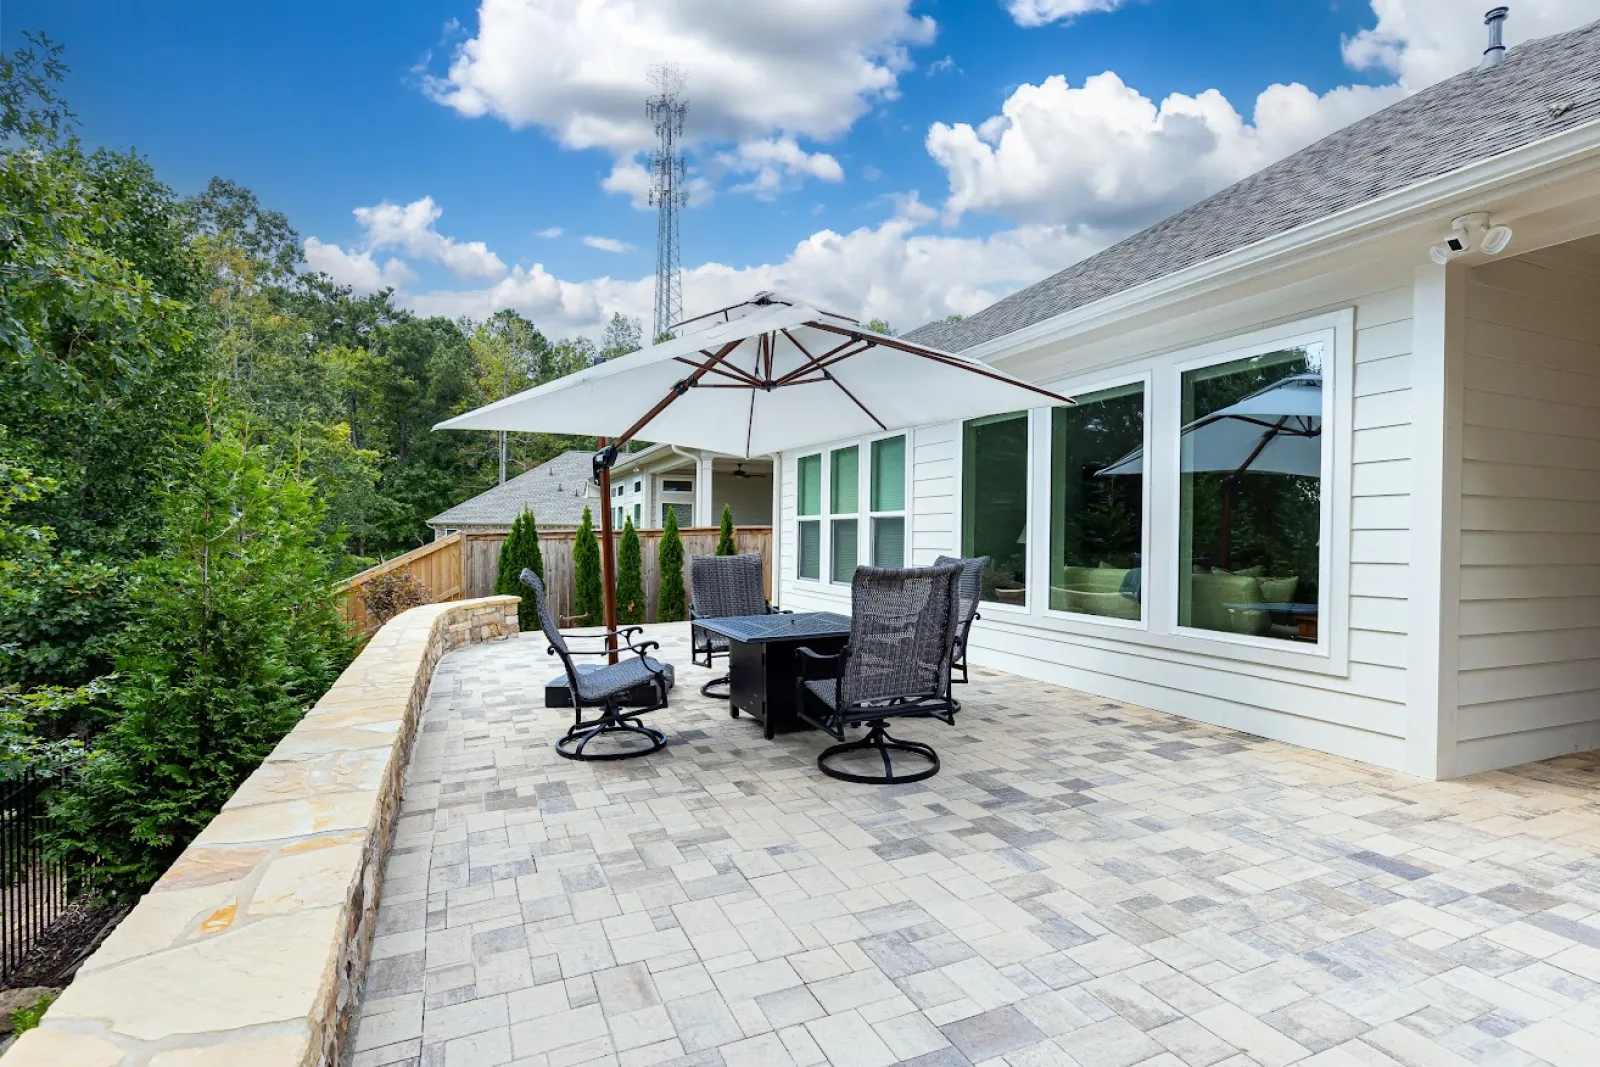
[572,506,603,626]
[715,504,736,556]
[358,570,430,626]
[50,436,355,897]
[494,508,543,630]
[616,519,644,625]
[10,992,56,1035]
[656,507,686,623]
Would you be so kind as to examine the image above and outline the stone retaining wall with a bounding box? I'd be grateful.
[6,597,520,1067]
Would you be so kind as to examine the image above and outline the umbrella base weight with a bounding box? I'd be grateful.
[545,662,675,709]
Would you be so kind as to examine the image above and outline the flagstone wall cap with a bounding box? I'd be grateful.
[904,19,1600,354]
[4,595,521,1067]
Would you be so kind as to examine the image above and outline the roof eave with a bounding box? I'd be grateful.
[968,116,1600,368]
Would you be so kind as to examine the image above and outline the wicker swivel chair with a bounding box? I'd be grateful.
[520,570,670,761]
[689,553,777,701]
[795,562,963,784]
[934,554,988,691]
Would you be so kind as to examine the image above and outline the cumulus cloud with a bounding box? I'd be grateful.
[927,72,1402,227]
[1343,0,1594,90]
[303,237,418,293]
[424,0,935,152]
[351,197,506,280]
[582,236,634,253]
[1006,0,1129,27]
[721,137,844,200]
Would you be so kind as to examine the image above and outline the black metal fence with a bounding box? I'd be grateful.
[2,769,72,984]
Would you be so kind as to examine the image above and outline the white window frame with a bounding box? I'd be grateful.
[1040,370,1153,631]
[827,443,862,585]
[795,452,824,583]
[953,409,1034,615]
[866,431,909,570]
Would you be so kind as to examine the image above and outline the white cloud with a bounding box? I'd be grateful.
[582,236,635,253]
[928,72,1402,227]
[1006,0,1128,28]
[721,137,844,200]
[1343,0,1594,90]
[424,0,935,153]
[303,237,418,293]
[602,159,654,210]
[351,197,506,280]
[927,55,959,76]
[536,226,564,238]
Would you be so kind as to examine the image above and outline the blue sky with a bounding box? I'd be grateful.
[6,0,1590,337]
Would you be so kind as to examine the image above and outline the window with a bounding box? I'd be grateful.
[1177,344,1323,642]
[962,412,1029,604]
[662,479,693,493]
[633,503,641,526]
[829,446,859,583]
[1050,383,1145,620]
[663,502,692,528]
[634,480,642,492]
[870,435,906,568]
[797,454,822,580]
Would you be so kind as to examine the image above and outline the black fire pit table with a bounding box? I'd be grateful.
[692,611,852,739]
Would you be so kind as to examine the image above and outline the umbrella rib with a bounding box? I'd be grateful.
[773,337,857,386]
[806,321,1074,405]
[822,366,887,432]
[614,339,744,448]
[675,354,761,387]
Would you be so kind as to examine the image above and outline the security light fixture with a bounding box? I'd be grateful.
[1429,212,1512,264]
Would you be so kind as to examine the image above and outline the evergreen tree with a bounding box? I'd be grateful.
[572,506,604,626]
[494,508,544,630]
[51,436,354,896]
[715,503,737,556]
[657,506,686,623]
[616,518,644,625]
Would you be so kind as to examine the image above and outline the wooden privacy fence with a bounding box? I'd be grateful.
[337,527,771,632]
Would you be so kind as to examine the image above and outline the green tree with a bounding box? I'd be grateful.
[864,318,896,336]
[656,506,686,623]
[616,518,644,625]
[51,435,354,897]
[572,506,604,626]
[494,508,544,630]
[599,312,643,361]
[715,503,737,556]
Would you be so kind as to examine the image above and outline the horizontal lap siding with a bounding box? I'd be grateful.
[1456,251,1600,771]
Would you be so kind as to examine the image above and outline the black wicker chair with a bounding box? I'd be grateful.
[934,554,988,693]
[795,562,963,784]
[520,569,670,761]
[689,553,777,702]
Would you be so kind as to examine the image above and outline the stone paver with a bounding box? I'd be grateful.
[349,622,1600,1067]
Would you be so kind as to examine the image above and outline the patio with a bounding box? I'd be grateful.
[348,623,1600,1067]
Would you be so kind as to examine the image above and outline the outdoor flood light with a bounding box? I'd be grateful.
[1429,211,1512,264]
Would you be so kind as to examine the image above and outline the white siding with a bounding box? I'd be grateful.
[778,275,1419,771]
[1454,247,1600,773]
[711,470,773,526]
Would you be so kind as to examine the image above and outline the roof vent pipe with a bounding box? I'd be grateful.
[1481,6,1509,69]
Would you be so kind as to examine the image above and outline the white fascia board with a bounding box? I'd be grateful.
[968,118,1600,368]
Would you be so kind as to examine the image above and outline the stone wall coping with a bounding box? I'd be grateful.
[6,596,521,1067]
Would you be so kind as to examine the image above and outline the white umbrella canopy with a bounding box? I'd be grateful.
[437,292,1071,457]
[1097,374,1321,478]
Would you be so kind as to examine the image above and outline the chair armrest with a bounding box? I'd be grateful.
[766,604,792,615]
[795,645,847,681]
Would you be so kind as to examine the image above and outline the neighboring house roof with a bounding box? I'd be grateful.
[427,450,595,528]
[905,20,1600,353]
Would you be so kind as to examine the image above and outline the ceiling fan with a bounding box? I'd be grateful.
[730,463,767,480]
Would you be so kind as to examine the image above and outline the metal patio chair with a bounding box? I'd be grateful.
[934,554,988,693]
[689,553,777,701]
[795,562,963,785]
[520,570,671,761]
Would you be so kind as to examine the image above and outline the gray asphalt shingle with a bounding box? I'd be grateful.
[427,450,595,529]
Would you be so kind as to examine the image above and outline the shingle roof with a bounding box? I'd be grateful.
[905,20,1600,353]
[427,450,595,529]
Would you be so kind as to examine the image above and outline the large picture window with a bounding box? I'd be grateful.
[1050,383,1144,620]
[962,412,1029,605]
[1177,344,1323,642]
[870,435,906,568]
[829,446,859,583]
[797,454,821,580]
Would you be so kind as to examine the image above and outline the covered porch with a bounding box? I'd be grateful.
[348,623,1600,1067]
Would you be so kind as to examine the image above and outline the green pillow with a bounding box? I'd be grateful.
[1259,576,1299,604]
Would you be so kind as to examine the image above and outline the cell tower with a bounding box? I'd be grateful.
[647,65,688,340]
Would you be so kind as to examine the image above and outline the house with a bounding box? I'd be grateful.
[773,15,1600,780]
[426,445,773,537]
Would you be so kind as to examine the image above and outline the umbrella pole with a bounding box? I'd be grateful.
[597,438,619,665]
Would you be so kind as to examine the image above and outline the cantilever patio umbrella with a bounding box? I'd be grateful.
[1097,373,1321,569]
[438,292,1073,647]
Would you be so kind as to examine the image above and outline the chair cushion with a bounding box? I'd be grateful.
[575,656,668,700]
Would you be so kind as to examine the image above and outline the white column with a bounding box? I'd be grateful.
[696,455,715,528]
[1405,263,1466,780]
